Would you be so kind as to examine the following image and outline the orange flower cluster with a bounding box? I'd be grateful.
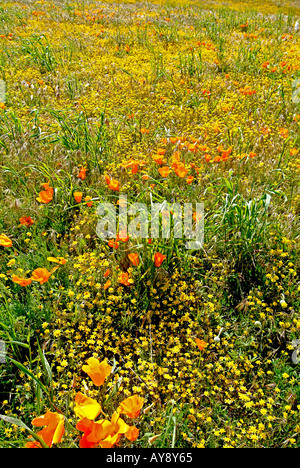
[19,216,34,227]
[118,271,134,286]
[123,159,146,174]
[239,85,256,96]
[12,265,62,287]
[25,357,143,449]
[78,167,87,180]
[76,409,139,448]
[107,230,129,250]
[213,145,233,162]
[76,359,143,448]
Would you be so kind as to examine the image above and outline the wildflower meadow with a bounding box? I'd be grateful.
[0,0,300,450]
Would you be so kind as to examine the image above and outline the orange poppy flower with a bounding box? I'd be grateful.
[76,418,113,449]
[169,137,178,144]
[19,216,34,227]
[104,279,112,290]
[31,267,57,284]
[186,175,194,184]
[76,418,96,448]
[110,411,130,436]
[131,163,139,174]
[93,412,134,448]
[82,357,112,387]
[25,439,42,449]
[104,269,111,278]
[47,257,67,265]
[174,162,188,178]
[0,234,12,248]
[249,152,256,158]
[26,411,64,448]
[128,253,139,266]
[36,182,53,204]
[108,179,120,191]
[108,239,119,249]
[74,191,83,203]
[105,174,119,191]
[118,395,144,419]
[157,148,166,156]
[11,274,32,287]
[187,143,197,152]
[142,174,150,180]
[85,196,93,207]
[158,166,171,178]
[77,412,135,449]
[195,338,207,351]
[220,146,232,161]
[118,271,133,286]
[154,252,166,267]
[74,392,102,420]
[126,426,140,442]
[78,167,87,180]
[96,424,120,449]
[97,421,118,447]
[152,155,165,165]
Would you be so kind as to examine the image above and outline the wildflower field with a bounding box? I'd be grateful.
[0,0,300,449]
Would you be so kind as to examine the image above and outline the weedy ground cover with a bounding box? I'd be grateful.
[0,0,300,448]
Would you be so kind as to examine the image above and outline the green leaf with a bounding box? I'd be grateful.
[8,357,49,395]
[37,340,53,386]
[0,414,32,431]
